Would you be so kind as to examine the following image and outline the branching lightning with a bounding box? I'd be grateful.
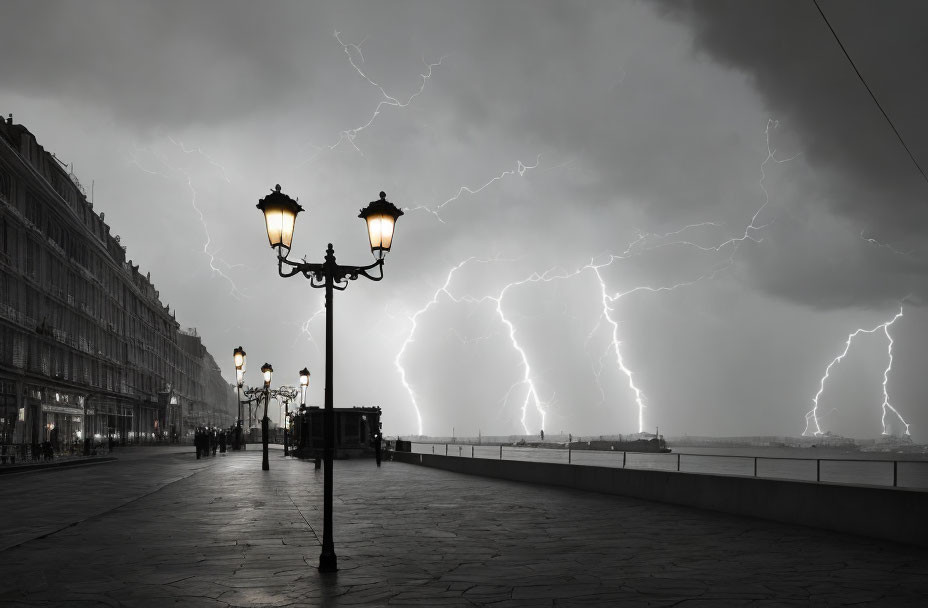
[293,297,326,359]
[296,31,445,166]
[480,269,561,434]
[167,136,233,184]
[395,257,565,435]
[282,29,909,441]
[803,306,910,437]
[879,316,910,436]
[397,119,804,437]
[395,258,479,435]
[405,155,542,222]
[128,141,246,299]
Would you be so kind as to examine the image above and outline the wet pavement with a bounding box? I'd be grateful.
[0,446,926,606]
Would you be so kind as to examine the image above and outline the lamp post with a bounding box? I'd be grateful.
[257,185,403,573]
[294,367,309,457]
[260,363,273,471]
[271,386,298,456]
[241,383,295,468]
[233,346,246,450]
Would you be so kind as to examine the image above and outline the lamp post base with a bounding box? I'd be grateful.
[262,417,269,471]
[318,550,337,573]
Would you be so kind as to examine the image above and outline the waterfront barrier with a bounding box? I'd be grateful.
[409,443,928,488]
[391,450,928,547]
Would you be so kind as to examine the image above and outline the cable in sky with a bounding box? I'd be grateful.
[811,0,928,191]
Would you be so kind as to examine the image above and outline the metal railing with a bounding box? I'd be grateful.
[407,443,928,489]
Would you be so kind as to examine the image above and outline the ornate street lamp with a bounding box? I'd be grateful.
[257,186,303,254]
[233,346,246,450]
[299,367,310,404]
[291,367,310,457]
[257,185,403,573]
[261,363,273,386]
[359,191,403,259]
[260,363,273,471]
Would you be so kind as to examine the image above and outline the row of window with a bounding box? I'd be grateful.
[1,166,170,330]
[0,134,233,413]
[1,202,185,363]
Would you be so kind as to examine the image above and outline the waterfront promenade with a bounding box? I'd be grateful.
[1,447,927,606]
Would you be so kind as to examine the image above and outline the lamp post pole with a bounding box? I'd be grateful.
[260,363,273,472]
[235,383,242,449]
[233,347,246,451]
[297,368,310,459]
[321,255,336,570]
[262,390,270,470]
[257,186,403,574]
[283,401,289,456]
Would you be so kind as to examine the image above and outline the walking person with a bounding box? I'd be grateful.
[49,425,59,455]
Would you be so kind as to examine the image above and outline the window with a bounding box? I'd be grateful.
[0,168,11,202]
[25,192,42,227]
[25,238,39,280]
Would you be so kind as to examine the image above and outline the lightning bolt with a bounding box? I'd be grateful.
[293,297,326,358]
[482,268,562,435]
[860,230,912,256]
[395,256,561,435]
[166,136,233,184]
[562,120,797,431]
[397,253,719,436]
[395,257,480,435]
[296,31,445,166]
[128,142,247,299]
[404,155,542,222]
[398,119,799,436]
[804,306,909,437]
[879,310,910,436]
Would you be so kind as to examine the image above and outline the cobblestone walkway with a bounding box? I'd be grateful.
[0,448,926,606]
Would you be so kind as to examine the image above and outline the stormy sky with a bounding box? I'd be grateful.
[2,0,926,440]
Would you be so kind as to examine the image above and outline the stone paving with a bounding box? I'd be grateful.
[0,447,927,606]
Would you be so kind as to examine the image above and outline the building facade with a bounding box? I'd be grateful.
[0,115,235,454]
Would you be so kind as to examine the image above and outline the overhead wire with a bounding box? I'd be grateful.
[811,0,928,191]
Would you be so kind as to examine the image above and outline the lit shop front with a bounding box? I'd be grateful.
[138,395,162,443]
[41,401,84,452]
[84,398,134,444]
[15,386,85,451]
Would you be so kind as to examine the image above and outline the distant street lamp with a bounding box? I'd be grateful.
[261,363,273,471]
[233,346,246,450]
[271,386,298,457]
[291,367,310,457]
[257,185,403,573]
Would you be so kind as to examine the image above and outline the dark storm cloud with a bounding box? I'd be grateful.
[655,0,928,306]
[0,0,329,129]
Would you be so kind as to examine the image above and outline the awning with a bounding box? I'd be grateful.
[42,404,84,416]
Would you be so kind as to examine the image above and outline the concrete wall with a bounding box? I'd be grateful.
[391,452,928,547]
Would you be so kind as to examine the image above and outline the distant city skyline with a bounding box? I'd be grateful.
[1,0,926,440]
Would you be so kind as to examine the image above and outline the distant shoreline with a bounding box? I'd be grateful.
[401,437,928,461]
